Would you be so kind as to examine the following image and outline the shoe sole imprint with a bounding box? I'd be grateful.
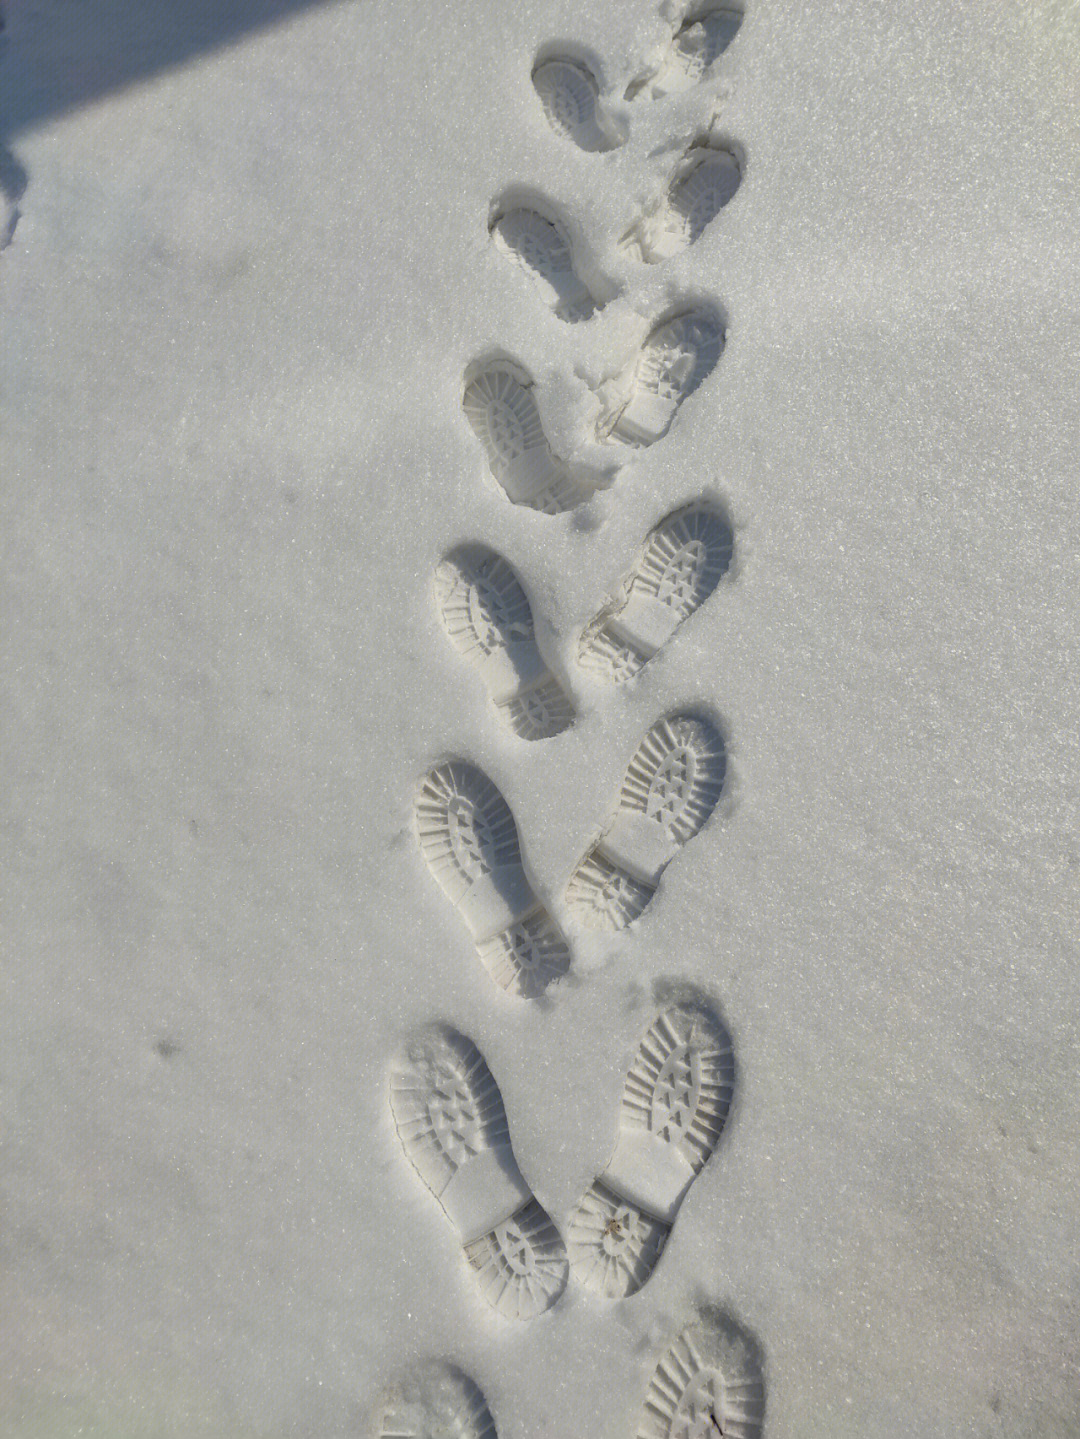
[567,1004,734,1298]
[416,761,571,996]
[564,713,726,931]
[491,205,599,322]
[532,56,622,152]
[378,1361,498,1439]
[637,1317,765,1439]
[621,144,742,263]
[389,1026,569,1320]
[597,311,724,448]
[435,545,574,740]
[579,502,733,682]
[625,6,744,102]
[463,359,600,513]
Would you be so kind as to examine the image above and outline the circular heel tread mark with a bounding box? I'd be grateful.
[476,908,571,998]
[465,1198,569,1320]
[578,621,647,681]
[566,1180,670,1298]
[564,850,656,930]
[503,678,575,741]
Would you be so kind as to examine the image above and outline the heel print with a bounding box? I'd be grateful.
[567,1004,733,1298]
[435,545,574,740]
[636,1316,764,1439]
[390,1027,569,1319]
[416,762,571,996]
[491,206,599,322]
[565,713,726,931]
[463,359,599,514]
[579,501,733,682]
[597,312,724,449]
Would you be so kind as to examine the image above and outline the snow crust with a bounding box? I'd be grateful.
[2,1,1079,1436]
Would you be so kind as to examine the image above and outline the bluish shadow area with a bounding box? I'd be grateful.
[0,0,338,140]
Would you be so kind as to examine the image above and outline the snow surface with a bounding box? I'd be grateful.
[2,1,1080,1436]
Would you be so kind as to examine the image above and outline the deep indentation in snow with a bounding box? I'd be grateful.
[621,142,742,263]
[377,1360,497,1439]
[567,1003,734,1297]
[565,714,726,931]
[532,55,622,153]
[579,501,734,682]
[389,0,755,1397]
[626,6,744,102]
[596,311,725,448]
[463,358,603,513]
[435,544,574,740]
[491,203,599,322]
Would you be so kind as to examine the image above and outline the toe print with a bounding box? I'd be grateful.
[491,206,599,322]
[579,501,733,682]
[532,56,621,152]
[565,714,726,931]
[567,1004,733,1298]
[622,143,742,263]
[415,762,570,996]
[435,545,574,740]
[636,1317,765,1439]
[626,6,744,102]
[598,312,724,449]
[463,359,600,513]
[390,1027,568,1319]
[378,1363,498,1439]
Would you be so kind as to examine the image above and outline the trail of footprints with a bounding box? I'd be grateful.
[385,5,763,1435]
[474,27,743,512]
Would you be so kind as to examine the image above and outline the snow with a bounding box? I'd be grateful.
[2,1,1079,1436]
